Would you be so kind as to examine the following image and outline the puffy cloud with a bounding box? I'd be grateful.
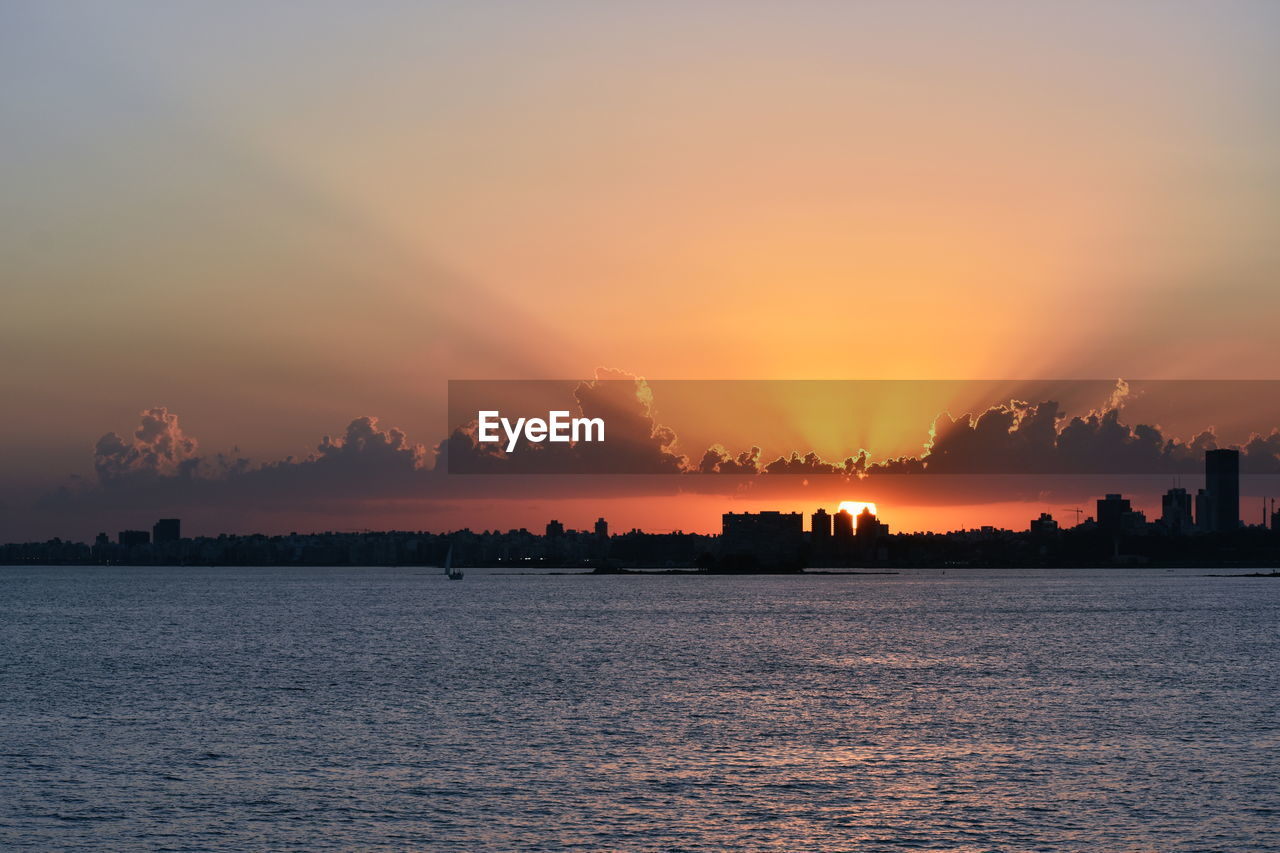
[83,408,428,508]
[242,416,428,499]
[51,378,1280,489]
[312,416,426,470]
[571,368,686,473]
[1104,377,1136,412]
[877,395,1252,476]
[446,375,1280,478]
[94,407,199,481]
[27,377,1280,542]
[697,445,762,474]
[762,450,863,476]
[1241,429,1280,474]
[446,368,686,473]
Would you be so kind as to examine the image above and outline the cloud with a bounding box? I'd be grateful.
[83,381,1280,490]
[94,407,200,481]
[445,368,686,474]
[241,416,428,499]
[312,416,426,471]
[875,398,1230,476]
[910,400,1168,474]
[572,368,686,472]
[1104,377,1136,412]
[692,384,1280,479]
[17,375,1280,543]
[438,376,1280,479]
[697,444,762,474]
[761,450,866,476]
[1240,429,1280,474]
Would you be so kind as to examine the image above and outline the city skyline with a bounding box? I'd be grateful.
[10,448,1275,555]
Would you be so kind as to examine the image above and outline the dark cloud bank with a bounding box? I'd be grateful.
[27,373,1280,534]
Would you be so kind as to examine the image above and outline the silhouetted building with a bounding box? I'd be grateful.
[546,519,565,538]
[153,518,181,543]
[1096,494,1144,534]
[833,509,854,541]
[1030,512,1059,536]
[811,509,832,540]
[1195,489,1211,532]
[720,511,804,571]
[1160,488,1193,534]
[90,531,111,563]
[722,511,803,541]
[590,517,610,560]
[16,500,1280,570]
[118,530,150,547]
[1204,449,1240,532]
[1097,493,1129,531]
[809,508,833,562]
[855,507,889,540]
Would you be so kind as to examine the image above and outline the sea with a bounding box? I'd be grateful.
[1,566,1277,852]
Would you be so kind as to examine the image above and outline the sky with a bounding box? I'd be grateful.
[3,1,1280,540]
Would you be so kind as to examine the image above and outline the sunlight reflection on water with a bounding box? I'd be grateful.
[1,566,1277,851]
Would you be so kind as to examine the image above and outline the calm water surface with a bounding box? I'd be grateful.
[1,567,1277,851]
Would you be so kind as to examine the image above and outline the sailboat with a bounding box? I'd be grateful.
[444,544,463,580]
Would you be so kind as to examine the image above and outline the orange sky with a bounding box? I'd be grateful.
[3,2,1280,539]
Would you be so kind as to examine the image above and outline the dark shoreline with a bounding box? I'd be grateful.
[6,564,1279,576]
[1203,570,1280,577]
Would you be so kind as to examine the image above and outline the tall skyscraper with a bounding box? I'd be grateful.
[1160,489,1192,534]
[832,509,854,541]
[811,508,832,540]
[593,517,609,560]
[855,507,889,539]
[1205,449,1240,532]
[1195,489,1211,531]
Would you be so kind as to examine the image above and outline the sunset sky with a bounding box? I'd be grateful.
[3,1,1280,540]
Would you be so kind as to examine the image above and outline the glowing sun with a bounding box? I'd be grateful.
[838,501,877,517]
